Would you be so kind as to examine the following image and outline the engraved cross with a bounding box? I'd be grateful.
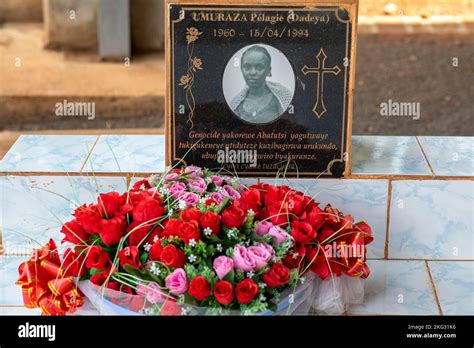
[301,48,341,118]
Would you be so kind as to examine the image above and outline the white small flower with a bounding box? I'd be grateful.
[260,294,267,302]
[247,209,255,216]
[300,277,306,284]
[167,208,174,216]
[258,282,267,289]
[288,294,295,304]
[150,263,161,276]
[153,235,159,243]
[178,200,187,210]
[216,244,223,252]
[292,252,299,259]
[246,271,254,278]
[199,197,206,204]
[189,238,197,247]
[188,254,197,263]
[159,187,170,195]
[203,227,212,237]
[143,242,152,252]
[181,307,189,316]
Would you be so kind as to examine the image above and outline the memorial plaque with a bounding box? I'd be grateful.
[166,0,358,177]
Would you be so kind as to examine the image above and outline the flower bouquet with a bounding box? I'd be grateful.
[16,166,373,315]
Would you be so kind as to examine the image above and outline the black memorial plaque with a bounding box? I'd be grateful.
[166,1,357,177]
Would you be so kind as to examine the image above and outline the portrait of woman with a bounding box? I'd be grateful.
[224,44,295,124]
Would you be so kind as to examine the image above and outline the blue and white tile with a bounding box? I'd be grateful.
[348,260,439,315]
[83,135,166,173]
[261,179,389,259]
[418,136,474,177]
[0,256,29,305]
[0,176,128,254]
[428,261,474,315]
[389,180,474,259]
[0,135,98,173]
[351,136,431,175]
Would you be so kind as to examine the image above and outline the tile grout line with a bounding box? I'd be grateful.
[415,136,436,177]
[79,135,101,173]
[384,179,392,259]
[424,260,444,316]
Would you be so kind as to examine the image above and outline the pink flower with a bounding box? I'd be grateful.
[182,192,199,206]
[232,245,255,271]
[221,185,241,200]
[209,175,224,187]
[185,166,203,178]
[267,225,289,245]
[213,256,234,280]
[188,178,207,193]
[165,268,188,295]
[164,172,179,182]
[169,182,186,199]
[247,242,274,270]
[136,282,167,304]
[209,192,225,205]
[255,221,273,236]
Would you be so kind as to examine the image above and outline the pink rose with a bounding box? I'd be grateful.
[165,268,188,295]
[213,256,234,280]
[182,192,199,206]
[164,172,179,182]
[221,185,241,200]
[169,182,186,199]
[185,166,203,178]
[255,221,273,236]
[188,178,207,193]
[209,192,225,205]
[267,225,289,245]
[136,282,167,304]
[209,175,224,187]
[247,242,275,270]
[232,245,255,271]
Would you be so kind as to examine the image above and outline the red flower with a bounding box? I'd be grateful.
[235,278,259,304]
[262,262,291,288]
[127,221,151,247]
[291,221,316,244]
[63,248,86,277]
[179,220,200,244]
[118,246,141,269]
[61,219,89,244]
[199,211,221,235]
[264,185,291,208]
[132,196,165,224]
[97,192,121,218]
[159,244,185,268]
[188,276,211,301]
[286,191,306,217]
[161,299,181,315]
[282,243,306,269]
[222,206,246,229]
[162,218,183,239]
[99,216,127,246]
[235,189,263,215]
[132,179,152,191]
[73,204,102,234]
[180,207,202,222]
[205,198,216,206]
[213,280,234,305]
[300,204,325,231]
[85,245,111,271]
[305,245,342,279]
[90,269,113,286]
[149,240,163,261]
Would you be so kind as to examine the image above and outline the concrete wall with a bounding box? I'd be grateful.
[43,0,98,50]
[0,0,43,22]
[131,0,165,52]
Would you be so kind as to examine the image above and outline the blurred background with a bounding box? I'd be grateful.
[0,0,473,157]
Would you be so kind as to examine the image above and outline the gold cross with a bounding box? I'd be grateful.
[301,48,341,118]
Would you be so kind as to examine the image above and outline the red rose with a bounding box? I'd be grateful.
[179,220,200,244]
[300,205,325,231]
[161,299,181,315]
[188,276,211,301]
[235,278,259,304]
[97,192,121,218]
[235,189,263,215]
[159,244,185,268]
[199,211,221,235]
[132,179,152,191]
[90,268,114,286]
[291,221,316,244]
[85,245,111,270]
[162,218,183,239]
[205,198,216,206]
[264,185,291,208]
[282,243,306,269]
[180,207,202,222]
[73,204,102,234]
[63,248,86,277]
[266,200,289,226]
[132,196,165,224]
[222,206,246,229]
[61,219,89,244]
[213,280,234,305]
[127,221,151,247]
[149,240,163,261]
[118,246,141,269]
[305,245,342,279]
[262,262,291,288]
[99,216,127,246]
[286,192,306,217]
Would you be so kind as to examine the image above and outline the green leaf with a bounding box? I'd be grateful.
[89,268,103,275]
[140,252,149,265]
[223,269,234,284]
[267,301,278,312]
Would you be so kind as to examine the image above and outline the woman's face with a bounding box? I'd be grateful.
[241,50,270,89]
